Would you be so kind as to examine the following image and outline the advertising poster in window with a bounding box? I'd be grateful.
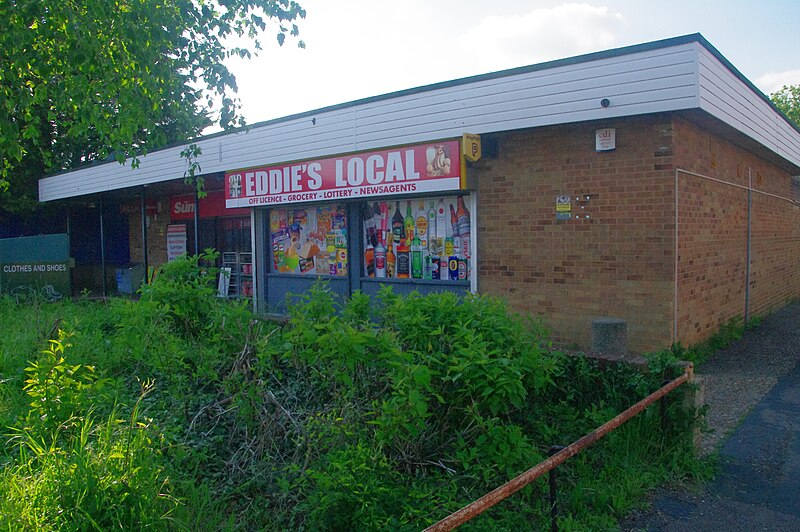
[166,224,187,262]
[270,203,348,276]
[361,194,471,282]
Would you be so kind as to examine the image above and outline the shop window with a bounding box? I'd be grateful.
[220,217,251,252]
[269,203,348,276]
[361,194,471,281]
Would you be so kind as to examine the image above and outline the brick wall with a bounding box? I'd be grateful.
[475,115,677,352]
[127,203,170,268]
[674,170,747,343]
[673,117,800,346]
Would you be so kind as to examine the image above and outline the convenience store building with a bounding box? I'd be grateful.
[38,34,800,353]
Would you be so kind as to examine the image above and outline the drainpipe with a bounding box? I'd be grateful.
[745,168,752,324]
[99,195,107,298]
[193,186,200,255]
[66,206,73,295]
[673,169,679,344]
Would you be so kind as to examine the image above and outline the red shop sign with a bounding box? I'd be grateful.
[170,190,250,221]
[224,140,462,208]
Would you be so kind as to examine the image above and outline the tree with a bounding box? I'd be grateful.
[771,84,800,128]
[0,0,305,210]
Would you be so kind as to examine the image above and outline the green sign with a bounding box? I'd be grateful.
[0,234,71,302]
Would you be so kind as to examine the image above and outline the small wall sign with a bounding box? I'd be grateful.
[556,195,572,220]
[595,128,616,151]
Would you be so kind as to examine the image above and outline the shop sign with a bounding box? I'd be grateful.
[0,234,70,302]
[120,199,160,215]
[224,140,462,208]
[462,134,481,162]
[595,128,616,151]
[166,224,187,261]
[170,190,249,221]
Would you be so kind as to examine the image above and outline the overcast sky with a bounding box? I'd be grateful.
[224,0,800,126]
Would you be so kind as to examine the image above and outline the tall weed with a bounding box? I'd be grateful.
[1,337,179,530]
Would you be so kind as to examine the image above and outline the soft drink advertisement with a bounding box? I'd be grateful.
[225,140,461,208]
[362,194,471,282]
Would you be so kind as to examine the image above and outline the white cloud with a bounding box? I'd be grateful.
[457,3,627,73]
[755,69,800,95]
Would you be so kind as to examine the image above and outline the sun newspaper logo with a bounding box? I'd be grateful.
[173,200,195,215]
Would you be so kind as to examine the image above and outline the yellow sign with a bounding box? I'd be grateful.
[462,134,481,163]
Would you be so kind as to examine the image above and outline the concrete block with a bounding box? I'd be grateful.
[592,317,628,357]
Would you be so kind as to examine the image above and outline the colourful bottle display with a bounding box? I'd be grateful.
[375,241,386,278]
[396,241,410,278]
[456,196,471,259]
[359,196,471,282]
[411,233,423,279]
[386,241,396,278]
[392,201,404,245]
[404,201,414,242]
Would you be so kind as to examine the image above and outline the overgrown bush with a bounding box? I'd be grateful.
[0,263,703,531]
[248,282,700,530]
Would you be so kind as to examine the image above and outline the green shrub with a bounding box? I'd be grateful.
[139,248,222,338]
[1,337,178,530]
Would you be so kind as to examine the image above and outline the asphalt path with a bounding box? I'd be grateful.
[622,334,800,530]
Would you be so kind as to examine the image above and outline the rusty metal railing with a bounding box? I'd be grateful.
[424,365,693,531]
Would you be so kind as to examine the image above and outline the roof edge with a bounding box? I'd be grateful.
[42,33,800,179]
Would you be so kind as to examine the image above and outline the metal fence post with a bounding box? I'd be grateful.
[548,445,565,532]
[660,379,671,430]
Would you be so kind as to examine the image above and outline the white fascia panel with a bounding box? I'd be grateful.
[698,46,800,168]
[40,41,703,202]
